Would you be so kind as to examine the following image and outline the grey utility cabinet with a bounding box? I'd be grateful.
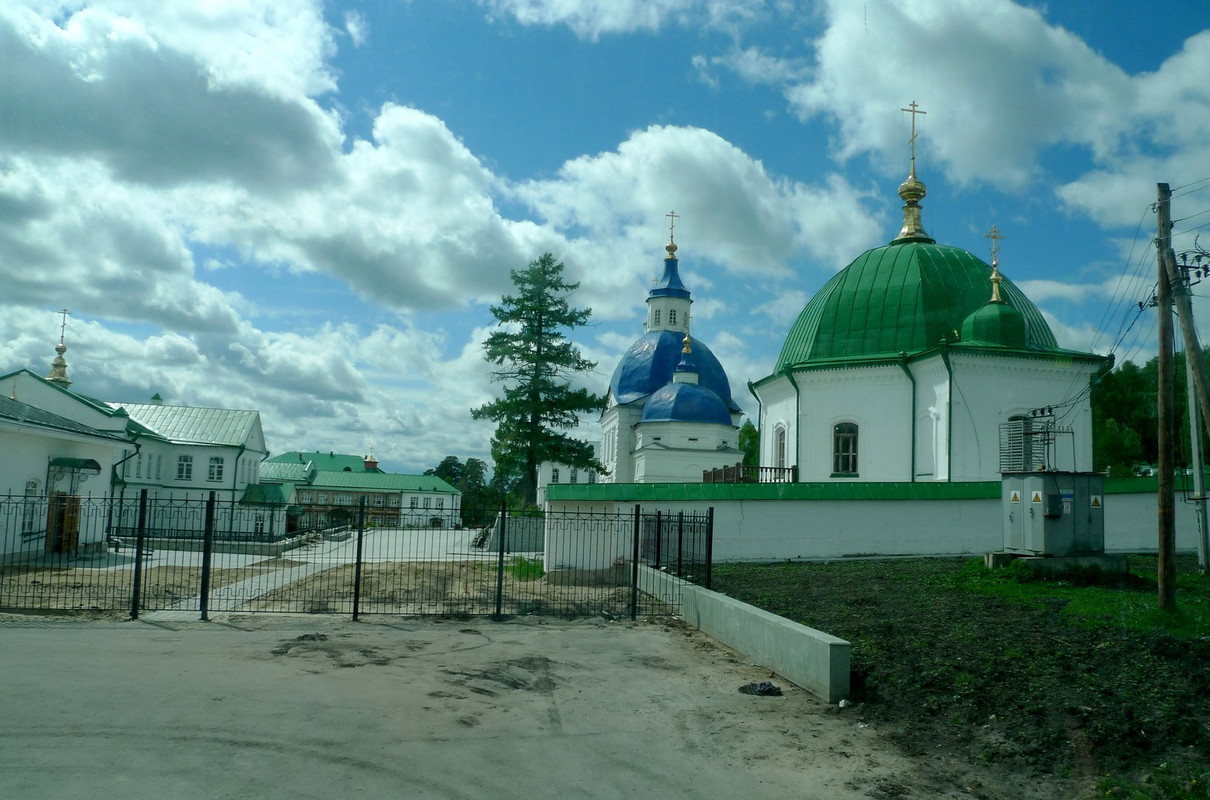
[1001,472,1105,556]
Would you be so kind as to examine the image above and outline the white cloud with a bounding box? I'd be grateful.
[344,10,367,47]
[780,0,1132,190]
[756,288,810,328]
[476,0,766,40]
[511,124,883,320]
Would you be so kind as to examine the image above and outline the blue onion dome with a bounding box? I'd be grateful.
[609,330,740,411]
[640,382,733,426]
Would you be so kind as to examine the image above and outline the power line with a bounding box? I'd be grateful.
[1172,175,1210,198]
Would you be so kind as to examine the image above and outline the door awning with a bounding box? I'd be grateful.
[49,457,102,473]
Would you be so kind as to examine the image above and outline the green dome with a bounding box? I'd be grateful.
[775,241,1057,371]
[960,298,1026,348]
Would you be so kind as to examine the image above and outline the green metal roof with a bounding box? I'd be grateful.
[0,394,129,443]
[266,451,378,472]
[548,481,1002,502]
[960,299,1026,349]
[241,483,291,505]
[550,478,1154,502]
[257,461,310,483]
[774,242,1059,372]
[110,402,260,447]
[306,471,458,493]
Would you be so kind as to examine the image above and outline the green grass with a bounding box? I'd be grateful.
[943,555,1210,638]
[504,556,544,581]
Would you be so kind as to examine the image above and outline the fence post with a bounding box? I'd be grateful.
[352,496,367,621]
[200,491,216,621]
[676,511,684,578]
[494,499,507,618]
[630,504,641,621]
[654,510,662,570]
[130,489,148,620]
[705,507,714,590]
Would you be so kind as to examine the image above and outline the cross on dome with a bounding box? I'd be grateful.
[900,101,927,179]
[984,225,1006,303]
[665,209,679,255]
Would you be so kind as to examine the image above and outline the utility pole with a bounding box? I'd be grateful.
[1185,346,1210,572]
[1161,181,1210,575]
[1156,183,1177,611]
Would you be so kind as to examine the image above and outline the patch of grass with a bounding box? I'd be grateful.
[948,555,1210,638]
[504,556,544,581]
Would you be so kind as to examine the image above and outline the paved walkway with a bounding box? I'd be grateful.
[0,614,938,800]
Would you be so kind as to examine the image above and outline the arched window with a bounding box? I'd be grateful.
[832,423,858,476]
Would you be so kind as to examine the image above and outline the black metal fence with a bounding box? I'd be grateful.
[0,491,713,620]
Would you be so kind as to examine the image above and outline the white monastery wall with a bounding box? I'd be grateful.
[549,492,1203,563]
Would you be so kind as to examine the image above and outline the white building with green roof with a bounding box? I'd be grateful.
[751,157,1108,483]
[108,400,268,501]
[263,452,461,529]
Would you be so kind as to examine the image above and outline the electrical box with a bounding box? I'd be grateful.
[1001,472,1104,556]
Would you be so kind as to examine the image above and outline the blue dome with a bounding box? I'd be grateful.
[650,256,691,299]
[609,330,740,411]
[641,382,733,426]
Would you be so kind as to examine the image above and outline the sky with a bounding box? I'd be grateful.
[2,0,1210,475]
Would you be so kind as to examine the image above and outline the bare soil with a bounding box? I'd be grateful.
[249,561,669,617]
[713,555,1210,800]
[0,558,307,611]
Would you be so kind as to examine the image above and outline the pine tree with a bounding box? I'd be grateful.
[472,253,605,506]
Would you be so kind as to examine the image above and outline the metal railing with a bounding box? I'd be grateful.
[702,463,797,483]
[0,492,712,620]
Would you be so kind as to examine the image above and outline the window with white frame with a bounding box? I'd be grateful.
[775,426,787,469]
[177,455,193,481]
[653,309,661,326]
[551,467,560,483]
[208,456,224,482]
[668,309,677,326]
[410,496,418,508]
[570,468,578,484]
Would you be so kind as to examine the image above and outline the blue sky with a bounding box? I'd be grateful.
[2,0,1210,474]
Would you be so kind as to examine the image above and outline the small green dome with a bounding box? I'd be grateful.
[775,241,1057,371]
[960,298,1026,348]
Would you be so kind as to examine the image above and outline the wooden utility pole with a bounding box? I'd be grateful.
[1159,183,1210,575]
[1157,183,1178,611]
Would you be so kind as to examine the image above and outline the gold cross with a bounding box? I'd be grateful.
[58,308,70,344]
[900,101,926,166]
[666,209,678,244]
[984,225,1005,263]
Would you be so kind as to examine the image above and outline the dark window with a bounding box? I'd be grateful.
[833,423,858,475]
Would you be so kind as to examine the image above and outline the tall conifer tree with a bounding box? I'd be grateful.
[472,253,604,506]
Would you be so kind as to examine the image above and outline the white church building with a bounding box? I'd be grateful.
[751,156,1107,483]
[598,236,744,484]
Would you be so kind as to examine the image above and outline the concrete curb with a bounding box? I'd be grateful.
[640,566,851,703]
